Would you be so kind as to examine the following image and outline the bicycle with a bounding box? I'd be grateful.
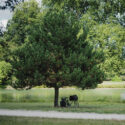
[60,95,79,107]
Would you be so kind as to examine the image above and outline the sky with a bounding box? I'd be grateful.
[0,10,12,27]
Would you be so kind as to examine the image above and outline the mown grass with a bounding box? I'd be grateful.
[0,116,125,125]
[0,88,125,114]
[1,102,125,114]
[0,88,125,103]
[98,81,125,88]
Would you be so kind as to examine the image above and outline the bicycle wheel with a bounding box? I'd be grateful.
[74,101,79,107]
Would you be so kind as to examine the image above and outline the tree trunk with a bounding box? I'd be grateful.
[54,87,59,107]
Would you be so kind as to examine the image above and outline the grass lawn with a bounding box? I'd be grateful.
[0,116,125,125]
[0,88,125,103]
[0,102,125,114]
[0,88,125,114]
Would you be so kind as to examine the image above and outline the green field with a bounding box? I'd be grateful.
[0,88,125,103]
[1,102,125,114]
[0,88,125,114]
[98,81,125,88]
[0,116,125,125]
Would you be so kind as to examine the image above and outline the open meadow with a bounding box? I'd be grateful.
[0,116,125,125]
[1,86,125,103]
[1,82,125,125]
[0,85,125,114]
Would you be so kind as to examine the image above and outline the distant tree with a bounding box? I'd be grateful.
[0,61,12,88]
[86,23,125,79]
[0,24,12,88]
[0,0,40,87]
[0,37,7,60]
[6,0,40,46]
[74,12,125,80]
[7,1,104,107]
[43,0,125,24]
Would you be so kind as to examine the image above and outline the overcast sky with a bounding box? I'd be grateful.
[0,9,12,27]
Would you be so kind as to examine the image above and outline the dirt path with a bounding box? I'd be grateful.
[0,109,125,120]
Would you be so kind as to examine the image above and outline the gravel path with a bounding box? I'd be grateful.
[0,109,125,120]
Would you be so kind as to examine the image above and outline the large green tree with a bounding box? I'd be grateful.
[7,1,104,107]
[43,0,125,79]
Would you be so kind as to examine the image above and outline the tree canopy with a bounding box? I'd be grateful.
[5,0,104,106]
[42,0,125,79]
[87,23,125,78]
[6,0,40,46]
[43,0,125,23]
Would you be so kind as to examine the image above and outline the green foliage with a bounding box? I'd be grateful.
[0,88,125,103]
[0,36,8,60]
[6,0,40,46]
[0,40,4,60]
[43,0,125,23]
[9,7,104,90]
[0,22,12,89]
[5,0,125,107]
[112,76,122,82]
[42,0,125,81]
[87,23,125,79]
[0,61,12,87]
[43,0,125,80]
[1,0,40,88]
